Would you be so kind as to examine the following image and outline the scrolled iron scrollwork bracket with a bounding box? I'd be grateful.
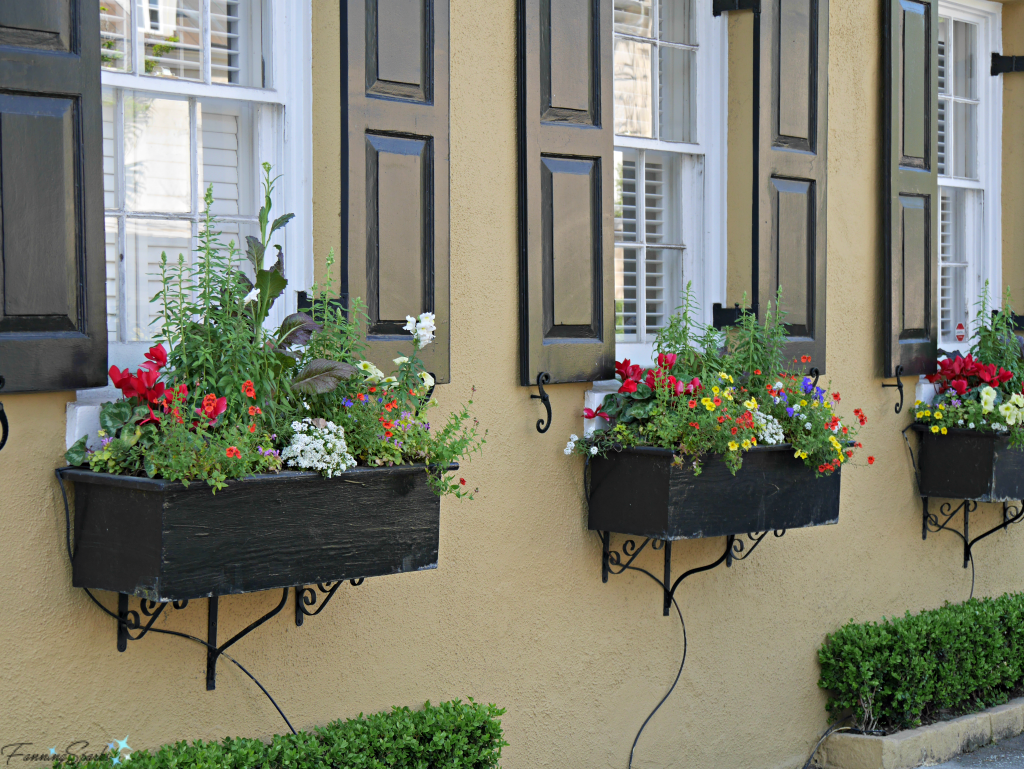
[601,529,786,616]
[531,372,552,433]
[294,579,364,626]
[923,497,1024,569]
[809,367,820,390]
[883,365,905,414]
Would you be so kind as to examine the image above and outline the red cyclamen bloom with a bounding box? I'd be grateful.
[583,408,610,420]
[657,353,677,371]
[142,343,168,371]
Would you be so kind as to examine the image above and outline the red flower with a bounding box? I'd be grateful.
[801,355,812,363]
[197,393,227,422]
[108,366,139,398]
[842,426,848,435]
[615,359,644,383]
[713,397,721,406]
[657,353,678,371]
[142,343,167,371]
[369,386,377,393]
[717,416,726,424]
[688,422,700,429]
[226,446,241,458]
[242,380,256,399]
[618,379,638,394]
[249,424,256,433]
[868,456,875,465]
[460,478,467,486]
[357,393,367,401]
[846,450,853,458]
[832,392,841,402]
[248,406,263,416]
[583,408,610,420]
[731,427,738,435]
[687,399,697,409]
[753,369,761,375]
[684,377,702,395]
[644,371,657,390]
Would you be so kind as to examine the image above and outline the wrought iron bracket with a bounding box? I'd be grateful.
[713,0,758,16]
[922,498,1024,568]
[809,367,820,389]
[883,365,905,414]
[992,53,1024,76]
[114,588,292,690]
[0,374,7,453]
[294,579,364,626]
[531,372,552,433]
[600,529,785,616]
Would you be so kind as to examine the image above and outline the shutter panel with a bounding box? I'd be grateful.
[0,0,106,392]
[756,0,829,371]
[517,0,614,386]
[883,0,939,376]
[345,0,451,383]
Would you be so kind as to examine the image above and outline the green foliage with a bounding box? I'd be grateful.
[51,700,508,769]
[971,283,1024,382]
[577,285,866,476]
[818,592,1024,732]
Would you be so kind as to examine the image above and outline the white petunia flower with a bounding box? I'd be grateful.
[243,287,261,304]
[393,356,409,365]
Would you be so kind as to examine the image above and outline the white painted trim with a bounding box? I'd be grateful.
[102,71,287,103]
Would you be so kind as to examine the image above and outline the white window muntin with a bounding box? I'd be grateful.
[937,0,1001,354]
[98,0,313,372]
[612,0,727,367]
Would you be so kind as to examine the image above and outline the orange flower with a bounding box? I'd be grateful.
[249,424,256,433]
[753,369,761,375]
[801,355,812,363]
[357,393,366,401]
[226,446,241,458]
[242,380,256,399]
[369,386,377,393]
[248,406,262,416]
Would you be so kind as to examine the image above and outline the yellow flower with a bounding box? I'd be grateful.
[924,410,931,417]
[937,403,945,410]
[725,391,734,400]
[705,403,715,411]
[931,425,939,433]
[741,439,752,450]
[800,400,808,407]
[915,411,924,419]
[701,397,712,405]
[712,386,720,395]
[941,427,948,435]
[915,399,923,406]
[935,411,943,420]
[728,441,739,451]
[743,398,758,410]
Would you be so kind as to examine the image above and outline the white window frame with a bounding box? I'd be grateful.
[95,0,313,374]
[937,0,1002,355]
[613,0,728,368]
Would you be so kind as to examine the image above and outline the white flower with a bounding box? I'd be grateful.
[403,315,418,333]
[564,447,573,455]
[243,286,261,304]
[793,404,802,413]
[958,419,964,425]
[774,381,784,390]
[804,422,812,430]
[969,422,976,429]
[1012,393,1024,409]
[393,356,409,365]
[565,437,576,454]
[405,312,436,348]
[302,401,310,410]
[282,418,357,478]
[980,386,997,413]
[752,411,784,445]
[381,376,398,386]
[357,360,385,382]
[570,434,579,442]
[590,446,598,455]
[419,371,435,389]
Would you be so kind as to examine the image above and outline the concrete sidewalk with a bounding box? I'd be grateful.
[931,733,1024,767]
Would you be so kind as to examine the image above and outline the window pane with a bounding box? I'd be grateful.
[105,217,121,343]
[658,46,695,143]
[953,100,977,179]
[939,187,971,345]
[212,0,262,86]
[615,246,639,339]
[938,18,948,96]
[615,149,638,242]
[660,0,695,45]
[141,0,202,81]
[644,151,682,245]
[199,98,256,217]
[953,20,977,100]
[125,218,192,341]
[125,93,191,213]
[101,1,132,71]
[614,0,652,38]
[614,39,653,137]
[645,248,682,335]
[103,88,119,210]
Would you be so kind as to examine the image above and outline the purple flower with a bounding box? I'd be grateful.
[802,377,814,395]
[101,437,113,448]
[952,398,962,407]
[342,397,354,408]
[786,407,795,417]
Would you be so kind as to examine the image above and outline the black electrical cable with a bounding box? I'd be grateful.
[800,717,853,769]
[54,468,297,734]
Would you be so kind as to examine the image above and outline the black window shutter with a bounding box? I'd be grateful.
[0,0,106,392]
[517,0,614,386]
[345,0,450,383]
[756,0,829,371]
[883,0,938,377]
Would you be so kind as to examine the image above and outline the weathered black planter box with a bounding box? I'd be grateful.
[64,464,450,602]
[913,424,1024,501]
[587,445,841,539]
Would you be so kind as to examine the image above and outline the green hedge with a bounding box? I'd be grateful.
[54,700,508,769]
[818,592,1024,732]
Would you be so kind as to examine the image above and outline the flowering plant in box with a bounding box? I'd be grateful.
[915,287,1024,444]
[66,165,484,496]
[567,286,870,475]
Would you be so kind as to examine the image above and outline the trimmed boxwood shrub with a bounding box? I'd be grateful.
[53,700,508,769]
[819,592,1024,732]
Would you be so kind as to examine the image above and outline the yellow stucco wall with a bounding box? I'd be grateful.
[1003,1,1024,305]
[4,2,1024,768]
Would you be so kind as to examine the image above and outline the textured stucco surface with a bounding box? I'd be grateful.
[3,2,1024,768]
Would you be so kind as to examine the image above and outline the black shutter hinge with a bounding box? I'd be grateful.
[713,0,758,17]
[992,53,1024,76]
